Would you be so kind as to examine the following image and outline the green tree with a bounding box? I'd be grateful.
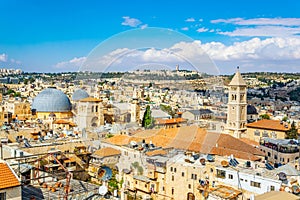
[260,114,270,120]
[142,105,153,128]
[145,95,150,102]
[282,116,288,122]
[286,121,298,139]
[6,89,15,95]
[13,92,21,97]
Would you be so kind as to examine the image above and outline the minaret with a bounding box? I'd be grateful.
[131,88,140,123]
[227,67,247,138]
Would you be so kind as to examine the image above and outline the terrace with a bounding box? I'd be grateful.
[260,138,299,154]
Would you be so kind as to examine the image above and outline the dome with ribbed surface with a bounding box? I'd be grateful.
[32,88,71,112]
[72,89,89,101]
[247,105,258,115]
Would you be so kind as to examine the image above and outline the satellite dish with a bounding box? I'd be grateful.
[278,172,287,181]
[285,186,290,193]
[99,185,108,196]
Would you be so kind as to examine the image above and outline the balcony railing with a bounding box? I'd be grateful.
[260,142,299,154]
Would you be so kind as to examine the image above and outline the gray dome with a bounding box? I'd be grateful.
[32,88,71,112]
[72,89,89,101]
[247,105,258,115]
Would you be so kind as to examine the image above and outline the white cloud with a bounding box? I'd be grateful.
[73,37,300,73]
[211,17,300,37]
[0,53,21,64]
[218,26,300,37]
[200,37,300,61]
[140,24,148,29]
[10,59,21,64]
[55,57,87,70]
[121,16,142,27]
[181,27,189,31]
[211,17,300,26]
[197,27,209,33]
[185,18,195,22]
[0,53,8,62]
[199,19,203,22]
[211,18,244,24]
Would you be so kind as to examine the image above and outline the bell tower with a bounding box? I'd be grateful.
[227,67,247,138]
[131,88,140,123]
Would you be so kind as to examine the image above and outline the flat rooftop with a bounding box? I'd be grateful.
[22,179,99,200]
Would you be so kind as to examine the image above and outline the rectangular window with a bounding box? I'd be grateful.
[0,192,5,200]
[174,168,177,173]
[172,175,174,181]
[262,131,269,137]
[171,188,174,195]
[229,174,233,179]
[216,169,226,179]
[170,167,173,172]
[251,181,261,188]
[270,186,275,191]
[182,172,185,177]
[188,184,191,189]
[254,130,260,136]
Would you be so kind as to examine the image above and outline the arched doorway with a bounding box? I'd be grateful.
[91,116,98,127]
[187,192,195,200]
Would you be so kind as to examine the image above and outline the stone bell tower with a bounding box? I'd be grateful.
[227,67,247,138]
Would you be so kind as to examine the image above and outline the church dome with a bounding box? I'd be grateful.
[32,88,72,112]
[72,89,89,101]
[247,105,258,115]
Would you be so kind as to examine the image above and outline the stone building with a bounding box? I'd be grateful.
[226,68,247,138]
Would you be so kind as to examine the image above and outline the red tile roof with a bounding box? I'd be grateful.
[155,118,186,125]
[92,147,121,158]
[145,149,167,156]
[246,119,290,132]
[104,126,263,161]
[0,162,20,189]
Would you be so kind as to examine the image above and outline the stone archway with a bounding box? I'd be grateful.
[187,192,195,200]
[91,116,98,127]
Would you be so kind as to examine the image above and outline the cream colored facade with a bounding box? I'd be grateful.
[75,97,104,131]
[227,69,247,138]
[131,98,140,123]
[36,111,72,120]
[4,100,32,121]
[246,127,287,143]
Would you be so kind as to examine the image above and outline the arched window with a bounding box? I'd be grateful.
[187,192,195,200]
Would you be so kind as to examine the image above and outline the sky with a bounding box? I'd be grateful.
[1,0,300,74]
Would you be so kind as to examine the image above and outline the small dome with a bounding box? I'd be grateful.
[247,105,258,115]
[72,89,89,101]
[32,88,72,112]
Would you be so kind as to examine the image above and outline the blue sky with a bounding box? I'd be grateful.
[1,0,300,74]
